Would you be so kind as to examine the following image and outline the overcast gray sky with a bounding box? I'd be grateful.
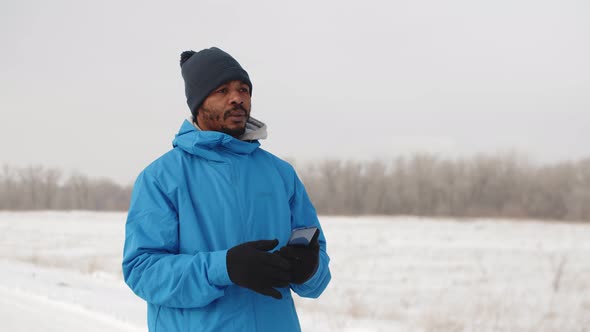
[1,0,589,184]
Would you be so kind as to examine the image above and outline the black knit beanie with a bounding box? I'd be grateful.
[180,47,252,118]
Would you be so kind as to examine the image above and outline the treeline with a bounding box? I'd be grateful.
[0,165,132,211]
[298,154,590,222]
[1,154,589,221]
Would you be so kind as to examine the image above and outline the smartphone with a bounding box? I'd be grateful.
[287,226,319,246]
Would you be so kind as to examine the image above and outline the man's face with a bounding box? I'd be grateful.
[196,80,251,138]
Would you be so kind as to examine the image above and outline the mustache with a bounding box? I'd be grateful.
[223,104,249,119]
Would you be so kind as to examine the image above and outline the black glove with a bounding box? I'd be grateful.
[226,239,292,299]
[277,231,320,285]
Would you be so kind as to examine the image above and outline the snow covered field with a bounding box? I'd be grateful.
[0,212,589,331]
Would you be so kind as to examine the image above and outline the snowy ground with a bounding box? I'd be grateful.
[0,212,589,331]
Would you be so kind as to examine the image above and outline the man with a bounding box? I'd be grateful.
[122,47,331,332]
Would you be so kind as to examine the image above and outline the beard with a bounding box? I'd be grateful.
[221,104,250,137]
[220,123,247,137]
[198,104,250,138]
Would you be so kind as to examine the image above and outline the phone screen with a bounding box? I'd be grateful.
[288,227,319,246]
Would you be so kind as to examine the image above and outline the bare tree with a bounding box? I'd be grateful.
[0,157,588,221]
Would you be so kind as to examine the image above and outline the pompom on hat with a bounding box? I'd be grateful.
[180,47,252,118]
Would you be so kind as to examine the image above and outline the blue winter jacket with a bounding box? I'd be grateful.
[122,119,331,332]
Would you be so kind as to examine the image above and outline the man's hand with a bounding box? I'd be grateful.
[277,232,320,285]
[226,239,292,299]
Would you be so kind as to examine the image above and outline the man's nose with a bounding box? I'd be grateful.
[228,90,244,105]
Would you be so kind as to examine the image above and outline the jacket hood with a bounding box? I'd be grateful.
[172,117,267,161]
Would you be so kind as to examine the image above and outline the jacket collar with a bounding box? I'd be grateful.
[172,118,266,161]
[189,116,268,142]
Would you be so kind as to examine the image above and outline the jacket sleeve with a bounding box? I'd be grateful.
[122,171,232,309]
[289,173,332,298]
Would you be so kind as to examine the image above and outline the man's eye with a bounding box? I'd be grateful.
[240,88,250,93]
[217,88,227,94]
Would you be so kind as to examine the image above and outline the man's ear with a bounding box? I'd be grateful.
[192,112,199,126]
